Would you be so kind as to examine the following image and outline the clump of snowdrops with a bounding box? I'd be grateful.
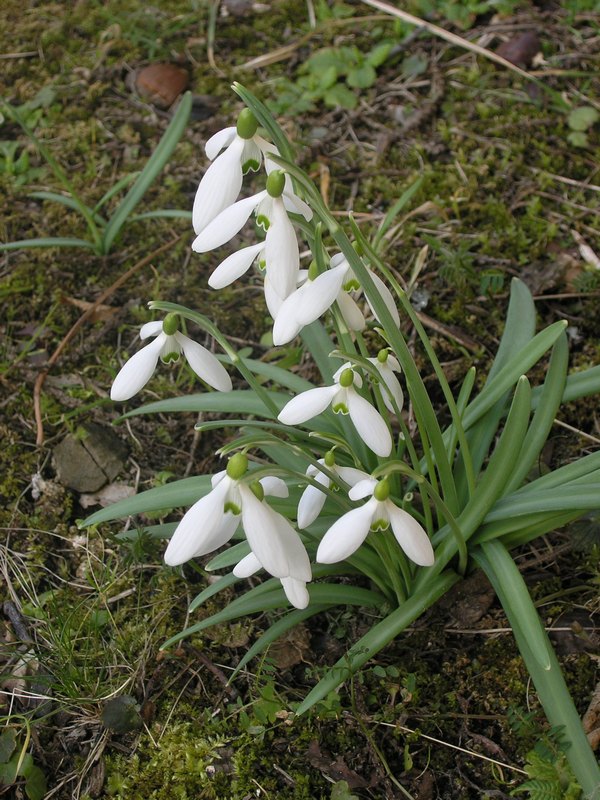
[84,85,600,797]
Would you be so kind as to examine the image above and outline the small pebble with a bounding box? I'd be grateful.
[135,63,189,108]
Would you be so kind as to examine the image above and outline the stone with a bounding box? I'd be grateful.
[53,423,128,493]
[135,63,189,108]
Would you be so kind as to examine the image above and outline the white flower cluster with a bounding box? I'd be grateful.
[109,106,435,610]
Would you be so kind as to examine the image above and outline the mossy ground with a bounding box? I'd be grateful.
[0,1,598,798]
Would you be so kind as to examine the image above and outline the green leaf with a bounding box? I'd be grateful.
[318,65,339,91]
[93,171,139,211]
[0,237,96,251]
[401,53,428,77]
[567,106,599,132]
[24,765,47,800]
[119,389,291,420]
[81,475,212,526]
[567,131,588,148]
[372,176,424,250]
[346,64,376,89]
[504,332,568,495]
[29,191,106,225]
[295,571,460,714]
[324,84,358,110]
[102,92,192,252]
[366,42,392,68]
[163,583,385,650]
[127,209,193,221]
[0,729,16,764]
[189,573,240,611]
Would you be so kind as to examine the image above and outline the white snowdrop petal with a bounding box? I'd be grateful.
[163,479,230,566]
[365,270,401,327]
[282,192,313,221]
[233,551,262,578]
[274,517,311,582]
[335,466,371,488]
[208,242,264,289]
[295,264,347,326]
[388,505,435,567]
[205,127,236,160]
[140,320,163,340]
[330,253,348,269]
[211,470,228,489]
[264,275,285,319]
[259,476,289,498]
[348,478,378,501]
[192,138,245,234]
[376,363,404,414]
[192,191,267,252]
[316,503,374,563]
[239,487,290,578]
[278,385,338,425]
[265,200,299,300]
[241,139,262,171]
[271,290,303,345]
[192,512,239,559]
[336,291,366,331]
[347,390,393,457]
[176,333,232,392]
[110,335,165,401]
[281,577,309,609]
[297,484,327,529]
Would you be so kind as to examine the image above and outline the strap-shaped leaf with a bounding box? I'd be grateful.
[102,92,192,252]
[81,475,212,526]
[295,570,459,714]
[0,237,96,251]
[120,389,292,420]
[504,331,568,494]
[162,582,385,650]
[473,541,600,797]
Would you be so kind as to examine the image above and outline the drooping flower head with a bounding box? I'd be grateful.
[164,453,312,608]
[192,109,272,235]
[110,312,232,401]
[368,349,404,414]
[278,362,393,457]
[193,169,311,308]
[317,477,434,566]
[297,450,370,530]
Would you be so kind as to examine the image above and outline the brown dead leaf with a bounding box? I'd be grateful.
[583,680,600,751]
[63,296,117,323]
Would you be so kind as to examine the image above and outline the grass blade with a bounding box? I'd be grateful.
[102,92,192,252]
[0,237,96,251]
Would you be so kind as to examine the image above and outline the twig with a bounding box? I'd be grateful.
[361,0,541,83]
[33,233,185,446]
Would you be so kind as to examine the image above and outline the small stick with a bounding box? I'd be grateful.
[33,233,185,446]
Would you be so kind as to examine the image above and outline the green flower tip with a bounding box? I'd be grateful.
[377,348,389,364]
[236,108,258,140]
[352,240,364,256]
[249,480,264,501]
[374,479,390,501]
[227,452,248,480]
[162,313,179,336]
[339,368,355,388]
[266,169,285,198]
[307,260,319,281]
[324,450,336,468]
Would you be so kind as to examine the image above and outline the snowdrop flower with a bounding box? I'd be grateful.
[233,486,312,609]
[193,170,312,303]
[111,313,232,401]
[297,451,370,529]
[278,363,392,458]
[272,260,348,345]
[317,477,434,566]
[164,454,312,609]
[331,253,400,330]
[367,349,404,414]
[192,109,272,235]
